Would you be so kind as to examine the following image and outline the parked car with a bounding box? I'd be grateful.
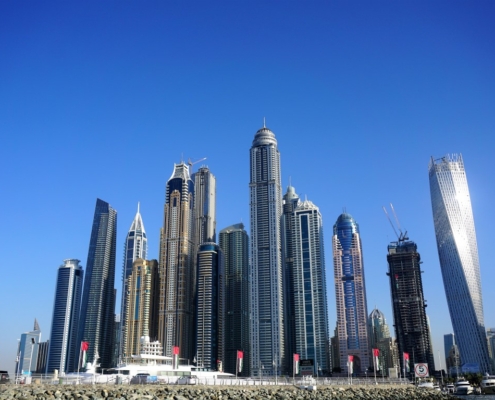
[0,371,10,384]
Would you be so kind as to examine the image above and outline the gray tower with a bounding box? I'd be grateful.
[46,259,84,373]
[249,124,286,376]
[193,166,217,245]
[78,198,117,370]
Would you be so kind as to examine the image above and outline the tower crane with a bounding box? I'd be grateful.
[187,157,207,173]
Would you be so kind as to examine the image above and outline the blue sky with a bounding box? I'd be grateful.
[1,1,494,373]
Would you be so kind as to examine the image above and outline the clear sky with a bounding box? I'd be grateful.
[1,1,494,374]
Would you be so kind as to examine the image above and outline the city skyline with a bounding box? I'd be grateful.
[2,1,495,373]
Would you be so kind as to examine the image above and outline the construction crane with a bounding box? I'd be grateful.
[383,203,408,242]
[187,157,207,173]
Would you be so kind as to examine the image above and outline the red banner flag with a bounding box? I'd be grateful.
[293,354,300,374]
[373,348,379,357]
[172,346,179,369]
[237,350,244,374]
[403,352,410,372]
[348,355,354,362]
[81,341,89,351]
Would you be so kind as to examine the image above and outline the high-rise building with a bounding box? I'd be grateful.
[429,154,491,373]
[219,223,250,376]
[158,162,196,362]
[281,185,300,370]
[193,166,216,245]
[332,213,370,374]
[368,308,398,377]
[119,204,147,360]
[78,198,117,370]
[17,320,42,375]
[487,329,495,374]
[123,259,159,358]
[35,341,49,374]
[387,239,435,376]
[444,333,455,370]
[195,243,224,370]
[46,259,84,373]
[249,124,285,376]
[291,197,329,376]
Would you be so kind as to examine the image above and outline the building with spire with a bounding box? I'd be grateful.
[46,259,84,373]
[282,185,300,370]
[429,154,491,373]
[387,238,435,376]
[368,308,398,377]
[219,223,250,376]
[291,196,329,376]
[332,213,370,375]
[17,319,42,375]
[249,123,286,376]
[122,259,159,358]
[78,198,117,370]
[193,166,216,245]
[119,203,148,360]
[158,162,196,362]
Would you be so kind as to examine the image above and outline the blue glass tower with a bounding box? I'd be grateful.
[17,320,42,375]
[46,259,84,373]
[78,198,117,370]
[332,213,370,374]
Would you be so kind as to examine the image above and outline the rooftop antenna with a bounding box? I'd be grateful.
[263,117,266,128]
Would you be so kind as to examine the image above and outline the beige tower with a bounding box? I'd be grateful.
[123,259,159,359]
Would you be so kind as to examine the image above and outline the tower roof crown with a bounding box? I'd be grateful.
[129,202,146,234]
[252,126,277,147]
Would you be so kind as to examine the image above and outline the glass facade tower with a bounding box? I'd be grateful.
[219,223,250,376]
[158,162,196,362]
[78,198,117,370]
[195,243,224,371]
[429,154,490,373]
[119,203,147,360]
[249,124,286,376]
[332,213,370,374]
[46,259,84,373]
[292,198,329,375]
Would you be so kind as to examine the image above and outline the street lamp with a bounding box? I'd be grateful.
[15,339,20,385]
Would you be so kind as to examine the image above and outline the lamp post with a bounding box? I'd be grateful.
[15,339,20,385]
[28,337,35,383]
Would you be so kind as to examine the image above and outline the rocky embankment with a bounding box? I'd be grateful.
[0,384,461,400]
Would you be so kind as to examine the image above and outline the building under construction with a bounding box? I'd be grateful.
[387,238,435,377]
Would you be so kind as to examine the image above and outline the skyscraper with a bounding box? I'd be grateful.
[219,223,250,376]
[123,259,159,358]
[195,243,224,370]
[368,308,398,376]
[46,259,84,373]
[78,198,117,370]
[119,204,147,360]
[429,154,491,373]
[249,124,285,376]
[291,197,329,375]
[387,239,435,375]
[444,333,455,371]
[332,213,370,374]
[158,162,196,362]
[282,185,300,369]
[17,320,42,375]
[193,166,216,245]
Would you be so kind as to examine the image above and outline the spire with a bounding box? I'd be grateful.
[129,202,146,234]
[33,318,40,331]
[263,117,266,128]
